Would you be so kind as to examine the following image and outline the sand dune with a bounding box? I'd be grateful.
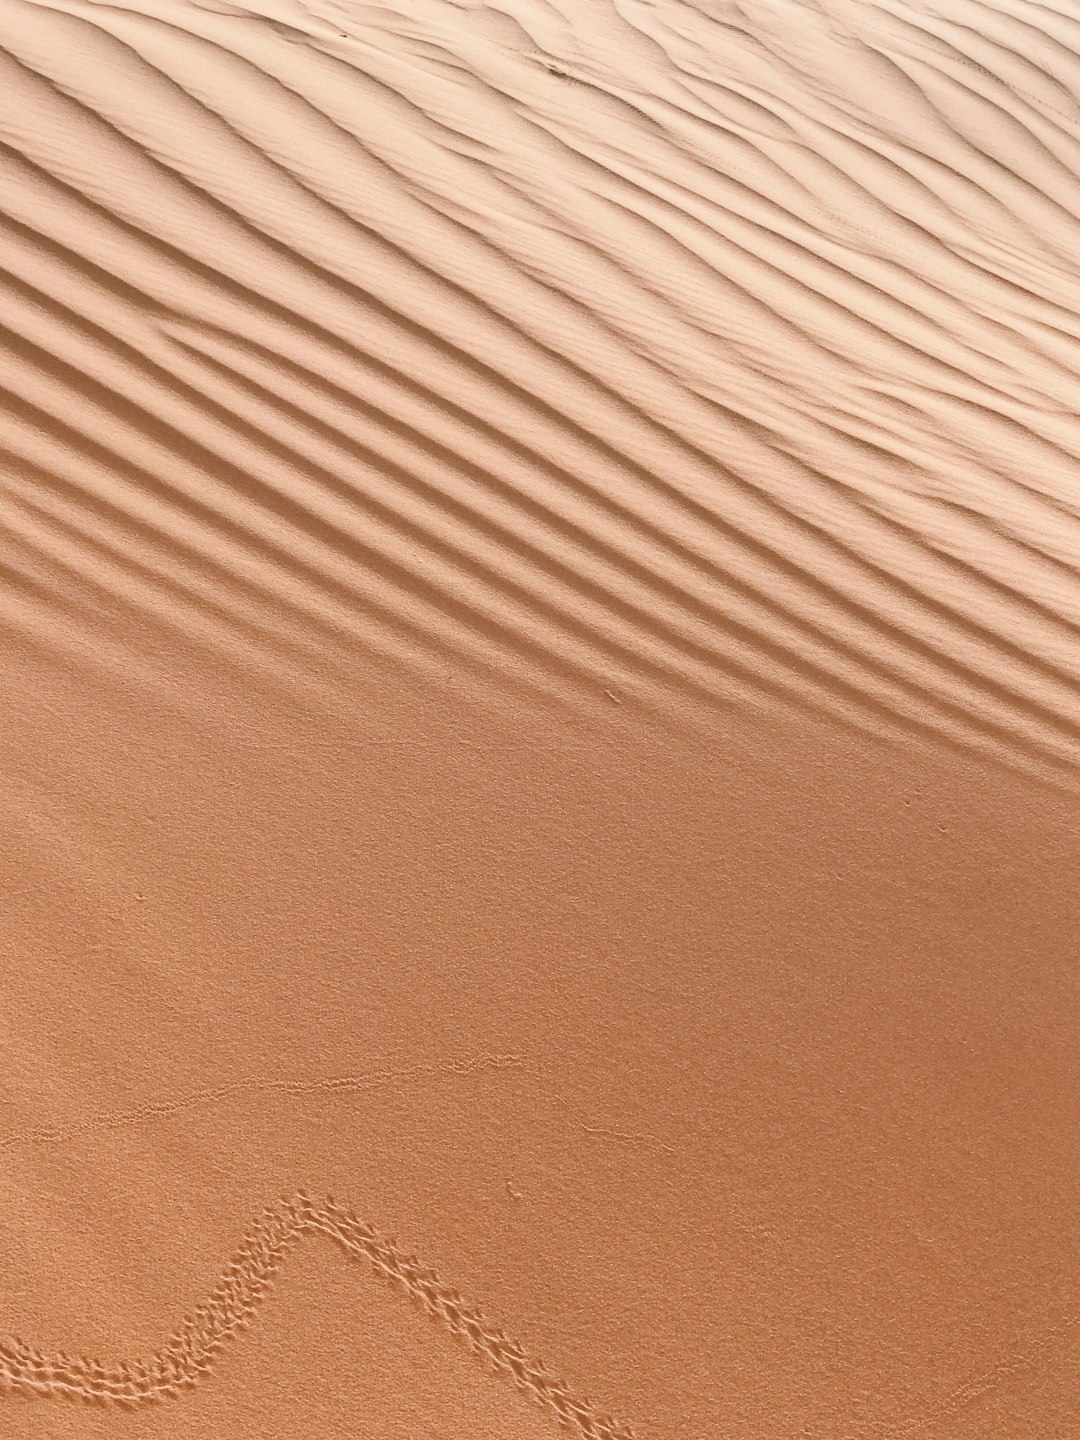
[1,0,1078,1436]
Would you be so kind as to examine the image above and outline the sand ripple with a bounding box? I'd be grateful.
[1,0,1079,781]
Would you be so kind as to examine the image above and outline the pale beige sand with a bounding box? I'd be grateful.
[1,0,1079,1436]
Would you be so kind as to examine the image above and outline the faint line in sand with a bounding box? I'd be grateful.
[878,1304,1080,1438]
[523,1067,678,1158]
[0,1052,522,1157]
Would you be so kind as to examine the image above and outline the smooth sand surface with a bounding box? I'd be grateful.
[1,0,1078,1435]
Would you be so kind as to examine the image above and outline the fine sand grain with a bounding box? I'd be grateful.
[1,0,1078,1436]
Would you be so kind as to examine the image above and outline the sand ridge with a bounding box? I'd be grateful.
[0,0,1077,778]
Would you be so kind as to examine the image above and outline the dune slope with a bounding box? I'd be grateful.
[1,1,1079,1438]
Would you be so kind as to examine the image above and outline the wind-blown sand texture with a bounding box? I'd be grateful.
[0,0,1078,1436]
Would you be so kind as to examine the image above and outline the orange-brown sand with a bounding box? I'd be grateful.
[1,0,1078,1436]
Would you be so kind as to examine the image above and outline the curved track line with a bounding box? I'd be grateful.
[0,1191,638,1440]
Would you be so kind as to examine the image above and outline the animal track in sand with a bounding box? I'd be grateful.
[0,1191,638,1440]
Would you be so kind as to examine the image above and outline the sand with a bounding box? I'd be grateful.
[0,0,1078,1435]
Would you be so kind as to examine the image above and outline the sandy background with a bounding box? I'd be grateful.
[1,0,1079,1436]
